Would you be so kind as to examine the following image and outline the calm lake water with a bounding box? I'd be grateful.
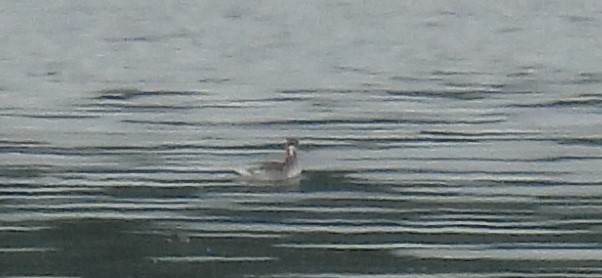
[1,1,602,277]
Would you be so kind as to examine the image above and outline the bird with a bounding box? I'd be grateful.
[235,138,301,181]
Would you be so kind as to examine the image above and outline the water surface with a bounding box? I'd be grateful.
[1,1,602,277]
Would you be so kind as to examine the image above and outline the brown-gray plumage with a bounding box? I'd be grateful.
[235,138,301,181]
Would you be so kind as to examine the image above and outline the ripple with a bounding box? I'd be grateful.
[150,256,277,263]
[92,88,207,101]
[259,272,602,278]
[0,247,56,253]
[169,222,585,235]
[394,248,602,261]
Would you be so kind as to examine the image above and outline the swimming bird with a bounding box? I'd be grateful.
[235,138,301,181]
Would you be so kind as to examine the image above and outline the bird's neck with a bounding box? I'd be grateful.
[285,152,296,165]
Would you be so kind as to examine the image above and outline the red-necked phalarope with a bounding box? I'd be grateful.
[235,138,301,181]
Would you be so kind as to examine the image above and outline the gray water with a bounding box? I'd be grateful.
[2,1,602,277]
